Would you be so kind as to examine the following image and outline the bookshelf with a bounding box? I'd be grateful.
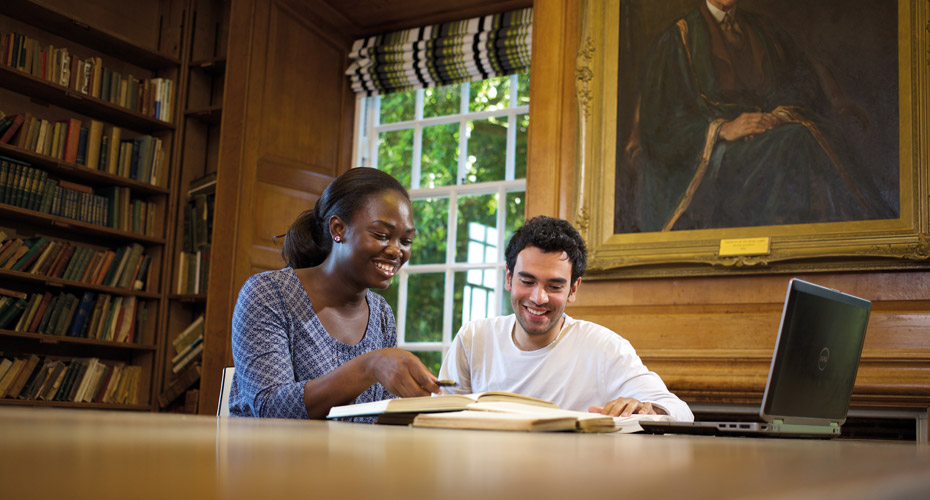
[0,0,183,410]
[157,0,227,413]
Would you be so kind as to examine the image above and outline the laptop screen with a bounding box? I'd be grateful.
[761,279,871,425]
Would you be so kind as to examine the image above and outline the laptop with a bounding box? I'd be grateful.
[640,278,871,438]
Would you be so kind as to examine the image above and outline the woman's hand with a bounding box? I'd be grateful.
[367,348,441,397]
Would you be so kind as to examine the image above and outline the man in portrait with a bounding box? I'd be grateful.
[625,0,897,232]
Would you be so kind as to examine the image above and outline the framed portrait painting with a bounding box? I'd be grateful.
[575,0,929,278]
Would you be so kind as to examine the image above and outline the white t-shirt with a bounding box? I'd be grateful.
[439,314,694,422]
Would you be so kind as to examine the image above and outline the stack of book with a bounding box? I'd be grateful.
[176,173,215,294]
[0,233,151,291]
[0,354,142,404]
[1,32,174,121]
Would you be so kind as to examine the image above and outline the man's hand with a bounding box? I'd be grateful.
[589,397,667,417]
[719,112,784,141]
[367,348,440,397]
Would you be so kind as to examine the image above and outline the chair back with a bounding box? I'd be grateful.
[217,366,235,417]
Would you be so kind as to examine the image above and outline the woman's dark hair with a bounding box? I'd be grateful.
[504,216,588,284]
[279,168,409,268]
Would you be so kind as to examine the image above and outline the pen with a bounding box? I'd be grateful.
[436,380,458,387]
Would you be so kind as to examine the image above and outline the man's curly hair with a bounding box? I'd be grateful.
[505,216,587,284]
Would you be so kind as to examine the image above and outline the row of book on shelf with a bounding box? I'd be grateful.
[177,173,215,294]
[0,111,167,187]
[1,31,174,121]
[0,155,158,235]
[0,354,142,405]
[0,286,145,344]
[0,231,151,291]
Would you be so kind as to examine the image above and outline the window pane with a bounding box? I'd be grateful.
[469,75,510,112]
[424,83,461,118]
[517,73,530,106]
[500,271,513,317]
[515,113,529,179]
[377,129,414,187]
[455,194,498,263]
[411,197,449,265]
[452,269,497,333]
[379,91,416,124]
[412,351,443,376]
[404,273,444,343]
[466,117,507,183]
[421,123,459,188]
[505,190,525,244]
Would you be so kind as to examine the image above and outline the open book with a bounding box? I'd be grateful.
[325,391,558,420]
[421,401,676,433]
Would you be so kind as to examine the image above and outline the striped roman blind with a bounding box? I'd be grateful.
[346,8,532,96]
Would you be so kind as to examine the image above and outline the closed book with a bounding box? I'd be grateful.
[31,360,62,400]
[62,118,82,163]
[43,292,69,334]
[66,359,90,401]
[14,113,33,149]
[34,240,63,275]
[0,298,27,329]
[101,296,123,341]
[21,359,54,400]
[75,124,88,165]
[84,120,104,170]
[9,354,48,399]
[36,294,60,334]
[61,246,88,281]
[171,342,203,374]
[91,249,116,285]
[0,113,25,144]
[51,361,77,401]
[114,296,137,343]
[38,361,68,401]
[85,293,109,340]
[0,287,28,300]
[82,361,109,403]
[0,161,9,203]
[48,242,75,278]
[52,293,80,336]
[13,293,42,332]
[0,239,24,268]
[173,315,205,354]
[103,126,121,174]
[102,364,123,403]
[117,243,144,288]
[27,292,54,332]
[66,291,96,337]
[104,246,130,287]
[2,244,30,271]
[92,364,114,402]
[6,354,41,399]
[0,358,12,385]
[171,336,203,366]
[79,250,104,283]
[27,240,58,274]
[73,358,99,403]
[10,237,48,271]
[38,178,57,214]
[0,358,25,397]
[132,254,151,291]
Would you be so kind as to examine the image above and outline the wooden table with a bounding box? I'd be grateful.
[1,407,928,500]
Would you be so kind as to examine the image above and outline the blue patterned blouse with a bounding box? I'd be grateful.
[228,267,396,421]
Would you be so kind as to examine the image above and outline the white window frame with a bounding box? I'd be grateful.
[353,75,528,361]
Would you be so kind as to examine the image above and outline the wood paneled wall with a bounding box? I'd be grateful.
[528,0,930,411]
[200,0,354,413]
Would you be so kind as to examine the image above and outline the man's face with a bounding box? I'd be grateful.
[505,246,580,338]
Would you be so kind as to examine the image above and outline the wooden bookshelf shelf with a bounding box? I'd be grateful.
[0,269,160,299]
[0,0,179,70]
[0,329,156,352]
[0,142,170,195]
[0,65,174,133]
[0,398,150,411]
[0,204,166,245]
[185,106,222,124]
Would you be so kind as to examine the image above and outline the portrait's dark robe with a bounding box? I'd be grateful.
[632,3,894,232]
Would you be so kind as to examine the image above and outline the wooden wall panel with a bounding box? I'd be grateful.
[200,0,355,413]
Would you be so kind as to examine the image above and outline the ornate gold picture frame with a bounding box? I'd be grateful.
[575,0,929,278]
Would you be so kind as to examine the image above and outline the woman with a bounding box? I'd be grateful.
[228,168,440,420]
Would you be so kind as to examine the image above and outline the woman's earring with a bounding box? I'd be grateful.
[333,236,342,243]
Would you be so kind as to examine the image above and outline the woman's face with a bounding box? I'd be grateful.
[334,190,415,290]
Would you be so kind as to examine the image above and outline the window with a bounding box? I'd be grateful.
[355,74,529,374]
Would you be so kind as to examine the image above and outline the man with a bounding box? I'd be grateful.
[627,0,894,232]
[439,216,693,421]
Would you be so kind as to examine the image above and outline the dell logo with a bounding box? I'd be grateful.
[818,347,830,371]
